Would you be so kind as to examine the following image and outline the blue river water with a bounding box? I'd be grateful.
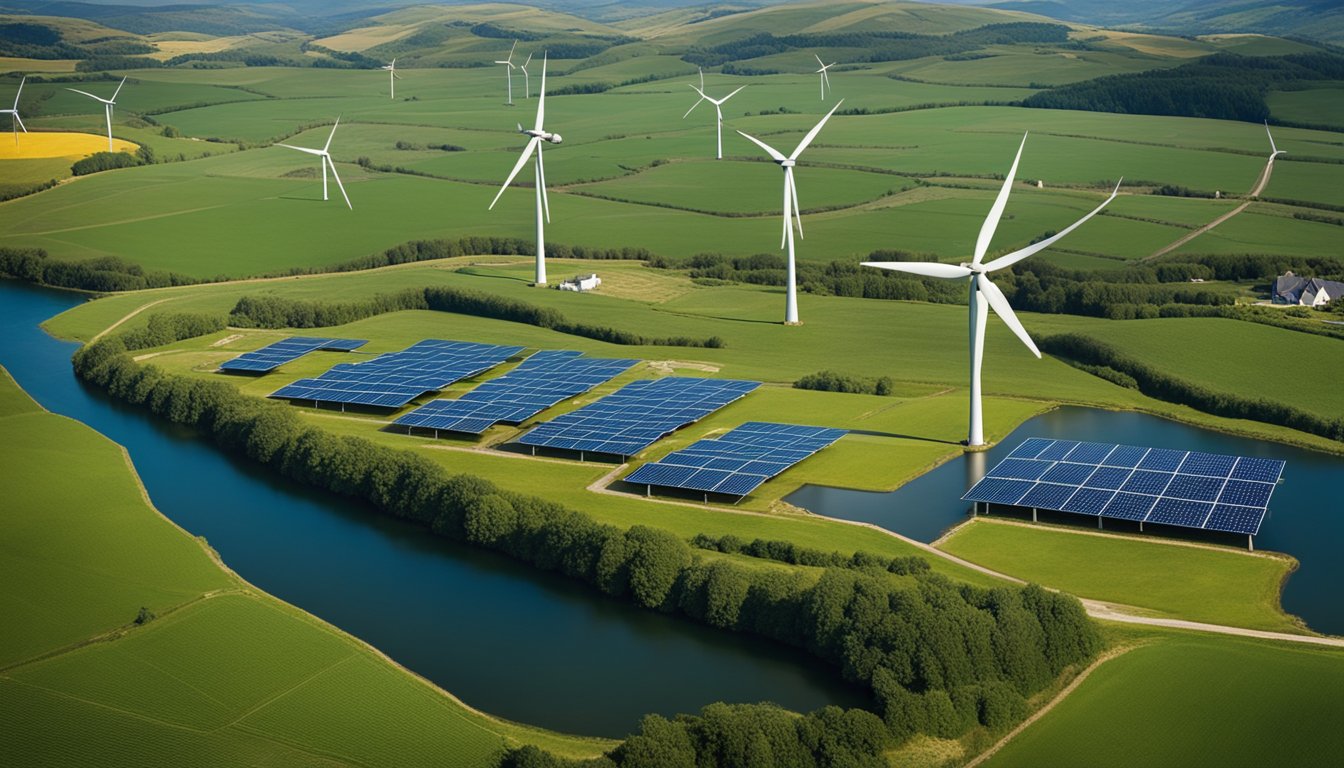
[0,280,866,738]
[788,406,1344,635]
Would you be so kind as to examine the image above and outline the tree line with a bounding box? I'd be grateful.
[793,370,897,397]
[74,324,1100,765]
[1041,333,1344,441]
[229,286,725,349]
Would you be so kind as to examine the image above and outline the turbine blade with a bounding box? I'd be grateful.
[66,88,106,102]
[490,136,541,210]
[14,76,24,109]
[789,99,843,160]
[698,67,704,91]
[978,273,1039,358]
[683,93,705,119]
[736,130,787,163]
[822,69,831,89]
[111,76,126,101]
[538,142,551,224]
[719,85,746,104]
[327,157,353,210]
[982,179,1123,273]
[524,51,532,67]
[974,132,1028,265]
[275,143,325,156]
[861,261,974,279]
[534,53,547,132]
[1265,120,1279,155]
[324,116,340,153]
[815,53,825,68]
[781,167,792,249]
[789,168,803,239]
[13,113,26,133]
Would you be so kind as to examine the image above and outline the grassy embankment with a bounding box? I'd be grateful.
[0,366,611,766]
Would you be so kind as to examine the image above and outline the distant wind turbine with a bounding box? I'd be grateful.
[489,53,562,286]
[520,51,533,99]
[1265,120,1284,159]
[275,118,352,209]
[863,133,1121,446]
[684,73,746,160]
[382,59,401,99]
[66,76,126,151]
[814,54,835,100]
[495,41,518,105]
[736,100,844,325]
[1,76,26,146]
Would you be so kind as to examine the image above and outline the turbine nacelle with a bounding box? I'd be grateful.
[520,127,561,144]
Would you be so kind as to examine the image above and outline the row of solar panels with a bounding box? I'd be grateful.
[964,438,1285,536]
[626,422,847,497]
[219,336,368,373]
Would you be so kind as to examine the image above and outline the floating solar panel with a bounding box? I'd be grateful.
[517,377,760,457]
[963,439,1285,536]
[269,339,524,409]
[392,351,638,435]
[625,421,846,498]
[219,336,368,373]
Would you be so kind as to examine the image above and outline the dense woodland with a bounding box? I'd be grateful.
[72,316,1100,767]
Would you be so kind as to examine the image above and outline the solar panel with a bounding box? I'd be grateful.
[964,439,1284,536]
[220,336,368,373]
[392,351,638,435]
[518,377,761,458]
[625,421,846,497]
[269,339,523,409]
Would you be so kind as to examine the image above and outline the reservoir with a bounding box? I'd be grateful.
[0,280,865,738]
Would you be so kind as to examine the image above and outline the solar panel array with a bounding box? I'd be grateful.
[220,336,367,373]
[269,340,524,408]
[392,350,638,435]
[517,377,760,457]
[962,438,1285,536]
[625,421,846,498]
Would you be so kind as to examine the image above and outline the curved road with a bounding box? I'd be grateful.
[1145,149,1282,262]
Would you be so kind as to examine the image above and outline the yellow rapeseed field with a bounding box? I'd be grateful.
[0,131,137,160]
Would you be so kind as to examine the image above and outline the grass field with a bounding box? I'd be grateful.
[982,631,1344,768]
[0,366,610,765]
[937,519,1299,632]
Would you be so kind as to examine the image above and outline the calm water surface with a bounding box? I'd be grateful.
[0,281,865,737]
[788,407,1344,634]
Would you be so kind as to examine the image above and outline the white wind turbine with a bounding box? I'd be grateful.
[381,59,401,99]
[489,53,562,286]
[684,71,746,160]
[1265,120,1285,159]
[274,118,352,209]
[736,100,844,325]
[495,41,518,105]
[863,133,1121,447]
[2,76,26,145]
[814,54,835,100]
[520,52,533,99]
[66,76,126,151]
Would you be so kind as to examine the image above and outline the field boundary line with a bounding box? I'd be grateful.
[91,298,172,342]
[963,644,1141,768]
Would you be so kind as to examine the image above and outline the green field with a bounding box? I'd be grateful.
[0,366,609,765]
[983,632,1344,768]
[937,519,1299,632]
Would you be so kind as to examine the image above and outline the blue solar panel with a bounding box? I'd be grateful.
[624,421,846,497]
[220,336,368,373]
[270,339,523,409]
[962,438,1283,538]
[392,351,637,434]
[518,377,760,457]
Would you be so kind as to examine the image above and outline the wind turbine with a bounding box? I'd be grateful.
[495,41,518,105]
[736,100,844,325]
[381,59,401,100]
[1265,120,1285,159]
[489,53,562,286]
[685,74,746,160]
[520,51,533,99]
[814,54,835,100]
[66,76,126,151]
[274,118,352,209]
[1,76,26,146]
[862,133,1121,447]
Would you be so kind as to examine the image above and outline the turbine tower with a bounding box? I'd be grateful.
[274,118,352,209]
[684,71,745,160]
[495,41,518,105]
[382,59,401,99]
[736,100,844,326]
[2,76,26,146]
[490,53,562,286]
[814,54,835,100]
[66,76,126,151]
[520,52,533,99]
[863,133,1121,447]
